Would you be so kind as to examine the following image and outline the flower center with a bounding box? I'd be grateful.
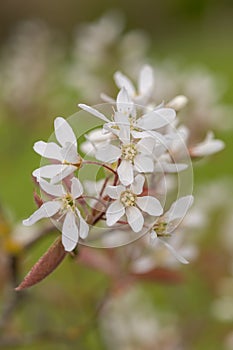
[120,190,136,207]
[121,143,137,161]
[62,194,75,211]
[154,221,168,236]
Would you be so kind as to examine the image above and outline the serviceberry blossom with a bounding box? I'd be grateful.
[23,178,89,251]
[79,87,176,138]
[152,195,193,237]
[96,133,156,186]
[80,128,114,156]
[105,174,163,232]
[148,196,194,263]
[151,195,194,238]
[153,141,188,173]
[190,131,225,157]
[101,64,154,105]
[166,95,188,111]
[21,63,225,274]
[79,88,178,186]
[33,117,82,184]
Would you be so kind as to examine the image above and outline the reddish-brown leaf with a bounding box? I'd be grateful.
[15,237,67,291]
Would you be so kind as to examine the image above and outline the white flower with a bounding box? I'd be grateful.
[166,95,188,111]
[80,128,114,156]
[105,174,163,232]
[148,123,190,173]
[22,178,89,251]
[33,117,82,184]
[153,141,188,173]
[190,131,225,157]
[79,87,134,127]
[96,129,156,186]
[149,195,194,263]
[154,195,194,235]
[79,87,176,136]
[131,231,198,272]
[113,64,154,105]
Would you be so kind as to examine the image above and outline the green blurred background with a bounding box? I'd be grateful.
[1,0,233,41]
[0,0,233,349]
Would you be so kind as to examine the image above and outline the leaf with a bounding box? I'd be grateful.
[15,237,67,291]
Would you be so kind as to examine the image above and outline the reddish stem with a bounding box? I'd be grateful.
[83,160,116,175]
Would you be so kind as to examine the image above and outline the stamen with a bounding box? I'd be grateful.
[154,221,168,236]
[62,194,75,211]
[121,143,137,161]
[120,190,136,207]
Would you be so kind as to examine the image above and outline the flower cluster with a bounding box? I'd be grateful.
[23,65,224,262]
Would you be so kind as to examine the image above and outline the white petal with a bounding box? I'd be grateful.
[80,140,95,156]
[137,196,163,216]
[33,164,68,180]
[106,200,125,226]
[114,111,129,125]
[119,124,131,144]
[116,87,133,116]
[134,154,154,173]
[71,177,83,198]
[130,174,145,195]
[23,201,60,226]
[62,211,79,251]
[154,162,188,173]
[153,144,167,158]
[138,65,154,96]
[106,185,125,199]
[117,160,134,186]
[39,179,65,197]
[76,209,89,239]
[33,141,62,161]
[95,144,121,163]
[177,125,190,143]
[136,137,155,155]
[125,206,144,232]
[54,117,77,148]
[131,130,150,139]
[190,132,225,157]
[137,108,176,130]
[166,95,188,111]
[151,131,169,144]
[114,71,136,97]
[81,129,112,156]
[60,143,79,163]
[85,128,111,143]
[131,130,166,144]
[78,104,109,122]
[103,123,120,137]
[50,165,77,184]
[159,239,189,264]
[100,93,115,103]
[165,195,194,222]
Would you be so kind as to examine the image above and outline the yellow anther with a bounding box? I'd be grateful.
[120,190,136,207]
[121,143,137,161]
